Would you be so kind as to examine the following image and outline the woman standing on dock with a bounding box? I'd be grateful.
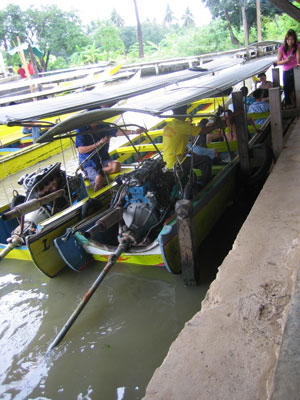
[275,29,300,108]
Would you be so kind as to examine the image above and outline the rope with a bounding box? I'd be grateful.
[0,174,11,204]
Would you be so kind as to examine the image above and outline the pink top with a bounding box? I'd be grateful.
[279,43,300,71]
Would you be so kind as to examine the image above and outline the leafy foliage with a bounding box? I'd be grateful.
[93,23,125,59]
[262,13,300,41]
[0,1,298,71]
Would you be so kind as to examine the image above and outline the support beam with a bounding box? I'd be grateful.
[294,67,300,110]
[272,68,280,88]
[269,87,283,159]
[175,199,198,286]
[232,91,251,176]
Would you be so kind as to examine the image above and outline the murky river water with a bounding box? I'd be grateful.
[0,257,208,400]
[0,141,259,399]
[0,146,214,400]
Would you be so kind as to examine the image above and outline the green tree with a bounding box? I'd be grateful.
[262,13,300,41]
[0,5,26,51]
[110,9,124,28]
[141,22,169,46]
[93,23,125,59]
[181,7,195,28]
[201,0,281,45]
[32,6,89,63]
[164,4,175,26]
[81,42,105,63]
[0,5,90,70]
[268,0,300,23]
[119,26,137,52]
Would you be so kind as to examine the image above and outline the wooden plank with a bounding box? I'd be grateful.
[272,68,280,88]
[269,87,283,159]
[175,199,198,286]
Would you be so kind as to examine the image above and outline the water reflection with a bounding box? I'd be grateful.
[0,259,208,399]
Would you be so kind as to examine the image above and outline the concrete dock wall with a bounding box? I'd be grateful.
[143,118,300,400]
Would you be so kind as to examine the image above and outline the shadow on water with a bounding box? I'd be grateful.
[197,182,264,283]
[0,181,263,400]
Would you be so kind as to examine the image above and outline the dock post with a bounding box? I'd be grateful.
[269,87,283,159]
[293,67,300,110]
[232,91,251,176]
[272,68,280,88]
[175,199,198,286]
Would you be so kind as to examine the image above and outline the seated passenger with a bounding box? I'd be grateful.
[22,125,41,143]
[248,88,270,126]
[207,109,257,143]
[207,110,237,143]
[188,118,217,160]
[228,86,255,113]
[257,72,273,98]
[76,122,140,192]
[162,105,221,187]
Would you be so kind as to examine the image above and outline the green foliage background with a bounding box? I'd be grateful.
[0,1,299,72]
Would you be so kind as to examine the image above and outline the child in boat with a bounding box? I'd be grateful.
[248,89,270,126]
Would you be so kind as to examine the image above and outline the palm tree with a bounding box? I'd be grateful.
[111,9,124,28]
[181,7,195,28]
[164,4,174,26]
[133,0,144,58]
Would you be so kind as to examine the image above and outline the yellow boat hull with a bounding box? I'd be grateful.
[0,138,71,179]
[0,97,229,274]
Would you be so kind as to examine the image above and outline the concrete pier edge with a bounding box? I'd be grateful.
[143,118,300,400]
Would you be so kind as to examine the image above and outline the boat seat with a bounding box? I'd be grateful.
[207,141,238,152]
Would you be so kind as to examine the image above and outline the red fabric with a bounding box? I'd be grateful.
[17,67,26,78]
[27,62,34,75]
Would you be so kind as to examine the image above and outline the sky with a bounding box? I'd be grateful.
[1,0,212,27]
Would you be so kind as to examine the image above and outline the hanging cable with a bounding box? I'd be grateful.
[60,139,73,206]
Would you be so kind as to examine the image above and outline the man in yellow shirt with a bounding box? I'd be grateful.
[163,105,220,187]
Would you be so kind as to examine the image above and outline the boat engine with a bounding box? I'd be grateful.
[8,163,85,241]
[114,158,175,245]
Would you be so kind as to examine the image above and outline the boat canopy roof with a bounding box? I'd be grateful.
[38,56,276,143]
[0,65,129,107]
[0,57,242,125]
[0,65,109,95]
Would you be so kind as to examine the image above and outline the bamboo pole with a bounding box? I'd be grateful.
[46,240,129,353]
[17,36,35,93]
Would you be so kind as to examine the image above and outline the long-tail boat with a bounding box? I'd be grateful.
[0,56,275,276]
